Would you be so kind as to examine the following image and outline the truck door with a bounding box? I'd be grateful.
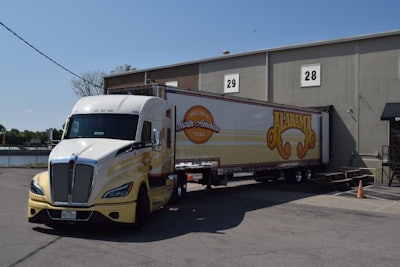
[147,105,174,205]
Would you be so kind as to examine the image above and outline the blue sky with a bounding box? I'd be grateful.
[1,0,400,132]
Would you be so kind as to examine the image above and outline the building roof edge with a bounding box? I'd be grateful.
[104,29,400,79]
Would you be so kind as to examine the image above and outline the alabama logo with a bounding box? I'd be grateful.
[267,110,316,159]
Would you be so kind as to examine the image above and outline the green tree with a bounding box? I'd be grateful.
[51,128,64,141]
[0,127,63,146]
[6,129,23,145]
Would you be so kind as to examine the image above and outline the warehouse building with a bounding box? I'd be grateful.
[104,30,400,182]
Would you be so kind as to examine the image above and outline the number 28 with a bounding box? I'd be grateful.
[305,71,317,81]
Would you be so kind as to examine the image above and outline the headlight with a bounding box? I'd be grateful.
[30,179,44,196]
[102,183,133,199]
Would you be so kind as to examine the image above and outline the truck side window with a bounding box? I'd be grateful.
[167,128,171,149]
[142,121,152,142]
[166,109,171,148]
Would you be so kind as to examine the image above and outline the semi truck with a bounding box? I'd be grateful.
[28,84,329,227]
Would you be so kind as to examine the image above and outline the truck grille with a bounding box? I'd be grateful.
[50,162,94,205]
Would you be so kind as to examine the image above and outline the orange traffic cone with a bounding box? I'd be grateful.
[186,173,193,182]
[356,180,365,199]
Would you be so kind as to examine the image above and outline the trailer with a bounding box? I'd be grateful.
[108,84,330,186]
[28,84,329,227]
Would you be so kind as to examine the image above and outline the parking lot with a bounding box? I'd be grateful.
[333,183,400,201]
[2,168,400,267]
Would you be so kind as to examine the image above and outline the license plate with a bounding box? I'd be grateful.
[61,210,77,220]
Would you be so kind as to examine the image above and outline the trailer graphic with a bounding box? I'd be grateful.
[176,105,220,144]
[267,109,316,160]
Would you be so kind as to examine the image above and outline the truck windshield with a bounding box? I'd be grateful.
[64,114,139,141]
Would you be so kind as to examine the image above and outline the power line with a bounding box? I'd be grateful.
[0,20,102,88]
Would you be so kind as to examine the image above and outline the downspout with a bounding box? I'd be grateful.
[355,41,360,153]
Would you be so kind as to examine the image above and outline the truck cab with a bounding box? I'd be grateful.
[28,95,180,227]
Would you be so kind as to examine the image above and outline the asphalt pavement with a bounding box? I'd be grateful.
[2,168,400,267]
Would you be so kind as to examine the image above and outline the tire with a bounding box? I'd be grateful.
[135,186,150,228]
[304,168,312,183]
[169,175,185,204]
[295,169,303,183]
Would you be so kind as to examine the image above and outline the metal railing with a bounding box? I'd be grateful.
[382,145,400,186]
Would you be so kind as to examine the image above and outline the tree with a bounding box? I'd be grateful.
[110,64,135,74]
[52,128,64,141]
[71,70,105,97]
[6,129,24,145]
[71,65,136,97]
[0,126,63,146]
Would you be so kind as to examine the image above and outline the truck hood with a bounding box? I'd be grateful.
[50,138,134,162]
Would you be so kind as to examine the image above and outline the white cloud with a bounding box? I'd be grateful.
[23,109,34,114]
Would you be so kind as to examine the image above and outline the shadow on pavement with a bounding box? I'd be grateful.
[32,182,326,242]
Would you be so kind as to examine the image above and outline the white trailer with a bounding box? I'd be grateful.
[110,84,330,186]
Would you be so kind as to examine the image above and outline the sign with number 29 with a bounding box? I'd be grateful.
[224,73,240,93]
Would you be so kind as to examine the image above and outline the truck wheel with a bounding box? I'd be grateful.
[135,186,150,228]
[181,178,187,199]
[169,176,185,204]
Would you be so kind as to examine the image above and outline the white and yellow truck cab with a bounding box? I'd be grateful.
[28,84,329,227]
[28,94,181,227]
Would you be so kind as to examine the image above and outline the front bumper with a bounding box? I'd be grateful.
[28,198,137,224]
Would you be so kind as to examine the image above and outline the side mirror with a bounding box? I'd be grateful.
[153,129,162,151]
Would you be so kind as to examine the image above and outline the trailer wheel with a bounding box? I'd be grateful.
[135,186,150,228]
[304,168,312,182]
[295,169,303,183]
